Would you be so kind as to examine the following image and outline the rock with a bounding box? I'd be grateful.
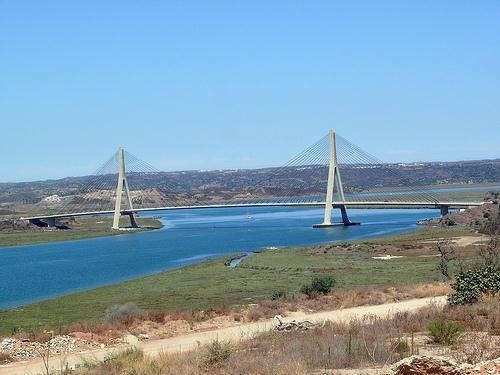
[43,194,61,203]
[138,334,149,340]
[0,334,101,361]
[48,335,77,354]
[0,338,16,352]
[463,357,500,375]
[121,334,140,345]
[390,355,465,375]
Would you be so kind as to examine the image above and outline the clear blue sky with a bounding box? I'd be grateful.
[1,1,499,182]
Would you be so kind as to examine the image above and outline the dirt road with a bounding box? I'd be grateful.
[0,296,446,375]
[423,235,486,247]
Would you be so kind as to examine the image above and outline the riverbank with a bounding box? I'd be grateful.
[0,225,484,335]
[0,216,163,248]
[1,207,445,309]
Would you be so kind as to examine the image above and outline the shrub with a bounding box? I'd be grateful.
[442,217,456,226]
[105,303,143,322]
[448,266,500,305]
[427,317,463,345]
[199,340,232,369]
[147,309,166,323]
[246,307,262,322]
[300,284,315,297]
[104,347,144,365]
[480,207,500,234]
[391,338,410,357]
[300,275,336,297]
[270,289,287,300]
[0,352,13,364]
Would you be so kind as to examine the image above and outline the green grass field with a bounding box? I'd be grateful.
[0,216,163,248]
[0,226,477,335]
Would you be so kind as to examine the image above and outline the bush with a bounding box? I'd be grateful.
[448,266,500,305]
[300,275,336,297]
[480,207,500,234]
[199,340,232,369]
[427,317,463,345]
[270,289,287,300]
[442,217,456,227]
[104,347,144,365]
[147,309,166,323]
[391,338,410,357]
[0,352,13,364]
[246,307,262,322]
[105,303,143,322]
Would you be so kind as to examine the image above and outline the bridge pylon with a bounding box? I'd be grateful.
[313,129,360,228]
[112,147,139,230]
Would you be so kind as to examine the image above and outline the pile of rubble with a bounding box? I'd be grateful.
[390,356,464,375]
[464,357,500,375]
[390,355,500,375]
[0,335,101,362]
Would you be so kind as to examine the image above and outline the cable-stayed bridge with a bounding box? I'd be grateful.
[21,130,486,229]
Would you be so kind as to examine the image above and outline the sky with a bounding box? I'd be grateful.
[1,1,499,182]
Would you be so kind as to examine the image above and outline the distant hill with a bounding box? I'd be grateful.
[0,159,498,216]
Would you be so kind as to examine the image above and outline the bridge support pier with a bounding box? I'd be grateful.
[314,129,360,228]
[112,147,140,230]
[440,205,449,217]
[128,213,139,228]
[313,204,359,228]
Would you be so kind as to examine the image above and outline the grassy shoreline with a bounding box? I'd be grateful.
[0,225,481,335]
[0,216,164,248]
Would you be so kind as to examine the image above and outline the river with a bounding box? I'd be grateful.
[0,206,448,309]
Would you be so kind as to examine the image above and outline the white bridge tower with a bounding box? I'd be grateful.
[314,129,360,228]
[112,147,139,230]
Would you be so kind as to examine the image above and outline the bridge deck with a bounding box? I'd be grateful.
[21,201,485,221]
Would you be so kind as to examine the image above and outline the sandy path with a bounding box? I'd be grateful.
[0,296,446,375]
[423,235,486,247]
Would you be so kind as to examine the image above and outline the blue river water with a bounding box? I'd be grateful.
[0,206,445,309]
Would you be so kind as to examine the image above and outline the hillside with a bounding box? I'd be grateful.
[0,159,498,216]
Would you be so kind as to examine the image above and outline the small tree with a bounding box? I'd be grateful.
[480,206,500,235]
[478,236,499,268]
[435,240,457,279]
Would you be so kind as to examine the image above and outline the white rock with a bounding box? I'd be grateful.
[43,195,61,203]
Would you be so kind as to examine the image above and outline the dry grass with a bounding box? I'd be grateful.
[0,352,13,364]
[9,282,450,346]
[452,332,500,364]
[67,296,499,375]
[248,281,450,315]
[72,307,437,375]
[408,282,452,298]
[444,295,500,334]
[147,310,167,323]
[15,330,53,344]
